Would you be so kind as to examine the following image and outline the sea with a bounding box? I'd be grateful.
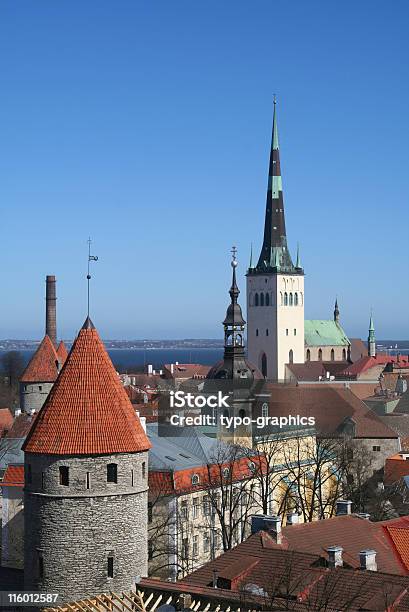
[0,348,224,373]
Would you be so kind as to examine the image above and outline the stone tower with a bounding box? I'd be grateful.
[19,335,60,413]
[45,275,57,347]
[247,100,304,380]
[23,316,151,603]
[368,312,376,357]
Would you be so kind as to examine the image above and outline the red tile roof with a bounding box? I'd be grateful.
[1,464,24,487]
[5,412,37,438]
[20,335,59,383]
[23,318,151,456]
[56,340,68,364]
[382,516,409,572]
[163,364,211,379]
[263,384,397,439]
[340,354,409,377]
[264,514,408,575]
[0,408,13,433]
[384,452,409,485]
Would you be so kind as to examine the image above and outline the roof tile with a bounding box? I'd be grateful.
[20,335,59,383]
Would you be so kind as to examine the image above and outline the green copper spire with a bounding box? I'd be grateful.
[272,94,279,150]
[296,243,301,268]
[368,310,376,357]
[369,312,375,331]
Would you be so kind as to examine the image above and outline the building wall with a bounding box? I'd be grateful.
[1,486,24,569]
[356,437,400,474]
[24,451,149,603]
[247,273,305,381]
[305,345,348,362]
[20,382,54,414]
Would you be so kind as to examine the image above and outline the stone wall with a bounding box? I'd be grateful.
[20,382,54,413]
[1,486,24,569]
[24,451,149,603]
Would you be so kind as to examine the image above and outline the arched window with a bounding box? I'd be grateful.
[142,461,146,479]
[261,402,269,418]
[256,329,259,337]
[280,292,283,306]
[331,349,335,361]
[266,329,269,336]
[238,408,246,420]
[59,466,69,486]
[265,293,270,306]
[261,353,267,378]
[318,348,323,361]
[107,463,118,483]
[294,292,298,306]
[342,348,346,360]
[289,349,294,364]
[284,292,288,306]
[260,293,264,306]
[289,293,293,306]
[306,349,311,362]
[255,293,259,307]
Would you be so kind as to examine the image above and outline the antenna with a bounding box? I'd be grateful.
[87,238,99,317]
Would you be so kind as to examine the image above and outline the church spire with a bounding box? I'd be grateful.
[255,98,298,274]
[334,298,340,322]
[368,311,376,357]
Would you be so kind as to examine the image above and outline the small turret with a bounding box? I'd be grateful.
[368,312,376,357]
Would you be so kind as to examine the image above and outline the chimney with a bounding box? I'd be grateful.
[147,364,153,375]
[359,549,377,571]
[45,275,57,346]
[356,512,371,520]
[327,545,343,567]
[170,363,174,374]
[287,512,299,525]
[251,515,282,543]
[336,499,352,516]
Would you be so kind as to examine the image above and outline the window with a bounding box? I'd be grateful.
[289,349,294,364]
[148,502,153,523]
[86,472,90,489]
[265,293,270,306]
[306,349,311,362]
[107,463,117,483]
[294,328,296,336]
[294,292,298,306]
[266,328,269,336]
[261,402,269,418]
[148,540,153,560]
[289,292,293,306]
[181,500,188,520]
[192,497,200,519]
[193,535,199,557]
[284,292,288,306]
[331,349,335,361]
[203,495,210,516]
[261,353,267,378]
[222,467,230,479]
[255,293,259,306]
[318,348,323,361]
[39,385,42,391]
[182,538,189,559]
[260,293,264,307]
[27,464,32,484]
[286,329,289,336]
[191,473,200,486]
[131,469,134,487]
[59,466,69,486]
[203,532,210,554]
[142,461,146,479]
[38,552,44,580]
[342,348,346,360]
[107,555,114,578]
[373,445,381,452]
[256,329,259,337]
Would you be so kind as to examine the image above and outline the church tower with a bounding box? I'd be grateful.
[247,101,304,381]
[23,316,151,603]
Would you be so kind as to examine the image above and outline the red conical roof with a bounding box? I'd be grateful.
[20,335,59,383]
[23,318,151,455]
[56,340,68,364]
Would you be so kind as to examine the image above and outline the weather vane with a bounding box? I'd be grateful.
[87,238,98,317]
[231,245,237,266]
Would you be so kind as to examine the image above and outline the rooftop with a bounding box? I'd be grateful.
[20,334,60,383]
[304,320,350,347]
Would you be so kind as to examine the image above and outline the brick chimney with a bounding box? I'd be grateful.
[327,545,343,567]
[336,499,352,516]
[359,549,377,571]
[45,275,57,346]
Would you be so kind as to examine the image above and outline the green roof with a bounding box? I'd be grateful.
[304,320,350,347]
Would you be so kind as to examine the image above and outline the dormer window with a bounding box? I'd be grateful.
[107,463,117,483]
[191,474,200,486]
[222,467,230,479]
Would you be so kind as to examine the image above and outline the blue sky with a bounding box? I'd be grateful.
[1,1,408,340]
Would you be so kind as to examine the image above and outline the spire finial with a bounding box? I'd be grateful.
[249,243,253,269]
[229,245,239,303]
[296,242,301,268]
[273,93,277,105]
[87,237,99,318]
[334,296,340,322]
